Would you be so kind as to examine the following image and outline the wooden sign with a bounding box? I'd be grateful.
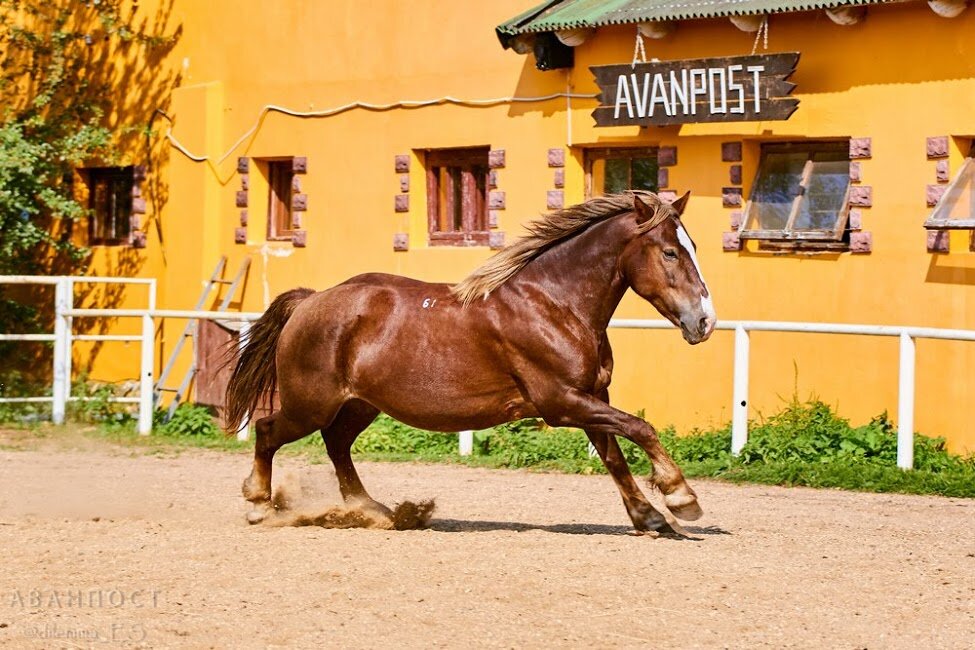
[590,53,799,127]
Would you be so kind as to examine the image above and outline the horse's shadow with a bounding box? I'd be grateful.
[427,518,732,539]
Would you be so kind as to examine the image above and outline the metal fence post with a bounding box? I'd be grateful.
[51,278,70,424]
[64,279,74,409]
[236,321,252,441]
[731,324,750,456]
[138,282,157,435]
[458,430,474,456]
[897,332,915,470]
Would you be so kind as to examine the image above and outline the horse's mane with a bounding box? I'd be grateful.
[451,190,674,306]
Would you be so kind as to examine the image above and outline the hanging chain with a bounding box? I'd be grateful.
[631,27,647,67]
[751,16,769,55]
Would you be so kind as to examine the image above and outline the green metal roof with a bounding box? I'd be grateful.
[497,0,896,45]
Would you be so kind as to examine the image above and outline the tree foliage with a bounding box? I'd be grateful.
[0,0,169,275]
[0,0,178,348]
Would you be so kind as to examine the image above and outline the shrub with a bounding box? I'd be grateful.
[158,404,220,437]
[352,414,456,455]
[0,371,47,423]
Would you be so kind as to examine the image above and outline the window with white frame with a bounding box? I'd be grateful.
[739,141,851,245]
[924,143,975,230]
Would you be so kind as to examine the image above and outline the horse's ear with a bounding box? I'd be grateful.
[670,191,691,216]
[633,195,654,224]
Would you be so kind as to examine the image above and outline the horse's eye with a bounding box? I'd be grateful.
[663,248,678,261]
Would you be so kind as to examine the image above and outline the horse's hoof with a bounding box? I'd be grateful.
[668,499,704,521]
[246,503,272,525]
[660,484,704,521]
[628,503,668,534]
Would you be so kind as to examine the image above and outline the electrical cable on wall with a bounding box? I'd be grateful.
[163,93,600,171]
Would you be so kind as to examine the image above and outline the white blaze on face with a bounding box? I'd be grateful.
[676,224,716,321]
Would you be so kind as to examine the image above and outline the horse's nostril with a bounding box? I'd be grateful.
[699,317,708,334]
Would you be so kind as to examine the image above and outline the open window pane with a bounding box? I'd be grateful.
[794,158,850,231]
[741,142,850,242]
[925,157,975,229]
[744,151,806,231]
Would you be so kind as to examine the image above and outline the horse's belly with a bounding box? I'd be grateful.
[355,374,536,432]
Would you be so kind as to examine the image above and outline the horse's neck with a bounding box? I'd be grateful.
[506,216,631,332]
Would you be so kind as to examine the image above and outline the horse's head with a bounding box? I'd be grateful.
[621,192,716,345]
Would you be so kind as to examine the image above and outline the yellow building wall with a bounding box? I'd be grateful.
[81,1,975,452]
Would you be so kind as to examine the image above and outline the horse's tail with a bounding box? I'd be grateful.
[224,287,315,433]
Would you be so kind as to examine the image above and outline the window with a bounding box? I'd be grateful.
[924,143,975,230]
[266,159,295,240]
[585,148,658,198]
[88,167,133,245]
[739,141,851,246]
[425,147,489,246]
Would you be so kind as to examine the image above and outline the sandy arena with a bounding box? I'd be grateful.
[0,431,972,649]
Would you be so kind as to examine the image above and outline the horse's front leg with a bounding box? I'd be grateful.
[585,389,670,533]
[536,387,702,526]
[584,428,671,533]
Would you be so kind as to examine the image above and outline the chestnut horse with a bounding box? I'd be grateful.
[225,190,716,534]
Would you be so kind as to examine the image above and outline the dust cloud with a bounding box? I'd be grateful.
[264,470,435,530]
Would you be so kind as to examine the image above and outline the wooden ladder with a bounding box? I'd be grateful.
[154,256,251,420]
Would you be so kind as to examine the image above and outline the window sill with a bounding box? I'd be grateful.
[429,231,490,247]
[923,221,975,230]
[90,241,132,247]
[756,240,850,253]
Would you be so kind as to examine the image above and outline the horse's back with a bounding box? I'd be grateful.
[338,272,448,291]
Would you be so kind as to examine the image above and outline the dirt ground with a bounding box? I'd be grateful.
[0,431,972,649]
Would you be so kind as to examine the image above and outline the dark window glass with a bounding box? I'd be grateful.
[88,167,133,245]
[585,149,659,198]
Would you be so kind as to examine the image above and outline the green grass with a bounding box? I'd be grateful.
[2,384,973,499]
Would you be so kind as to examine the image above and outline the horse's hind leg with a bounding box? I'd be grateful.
[242,410,316,524]
[320,400,392,524]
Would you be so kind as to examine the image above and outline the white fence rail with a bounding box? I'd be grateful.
[0,276,156,425]
[2,274,973,470]
[58,308,262,436]
[607,319,975,470]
